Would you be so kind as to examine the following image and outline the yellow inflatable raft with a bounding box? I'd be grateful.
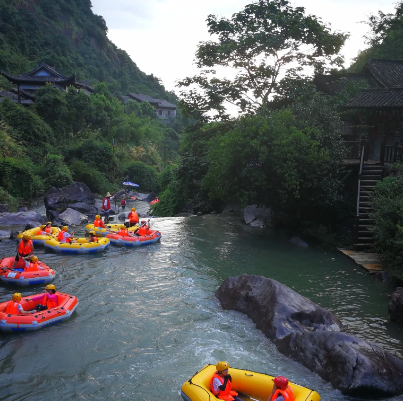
[85,223,138,237]
[181,365,320,401]
[44,237,110,254]
[17,226,60,245]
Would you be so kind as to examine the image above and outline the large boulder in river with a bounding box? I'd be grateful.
[58,208,88,226]
[0,211,45,227]
[216,274,403,397]
[0,204,9,213]
[389,287,403,323]
[243,205,271,227]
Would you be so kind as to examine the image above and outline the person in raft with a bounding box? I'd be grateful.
[135,220,150,236]
[101,192,113,223]
[24,255,42,272]
[10,234,34,270]
[127,207,139,227]
[211,361,242,401]
[117,226,130,236]
[94,214,105,228]
[267,376,295,401]
[27,284,58,312]
[5,293,36,315]
[40,221,53,236]
[121,196,126,211]
[58,226,76,243]
[88,232,98,242]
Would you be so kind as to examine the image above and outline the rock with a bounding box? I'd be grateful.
[67,202,97,214]
[289,236,308,248]
[0,230,11,239]
[63,182,94,204]
[24,223,38,231]
[0,204,9,213]
[118,212,127,220]
[144,192,156,203]
[58,208,88,226]
[197,211,203,216]
[175,213,193,217]
[0,211,45,226]
[373,271,391,283]
[243,205,271,227]
[216,274,403,397]
[389,287,403,323]
[44,187,65,213]
[18,207,28,212]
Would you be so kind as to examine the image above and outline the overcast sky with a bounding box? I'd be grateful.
[91,0,397,94]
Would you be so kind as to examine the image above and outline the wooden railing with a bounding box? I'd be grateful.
[381,140,403,165]
[344,140,368,160]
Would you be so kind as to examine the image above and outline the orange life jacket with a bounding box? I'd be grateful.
[58,231,71,243]
[210,373,238,401]
[128,211,139,223]
[18,239,32,256]
[44,226,52,233]
[89,237,98,242]
[118,229,128,236]
[44,293,58,308]
[94,219,104,227]
[271,386,295,401]
[5,301,20,314]
[25,262,39,272]
[137,226,149,236]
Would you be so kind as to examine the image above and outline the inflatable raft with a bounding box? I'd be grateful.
[85,223,138,237]
[17,226,60,245]
[106,230,161,247]
[0,257,55,287]
[0,292,78,332]
[44,237,110,254]
[181,365,320,401]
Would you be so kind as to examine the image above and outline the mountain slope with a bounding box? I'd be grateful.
[0,0,174,100]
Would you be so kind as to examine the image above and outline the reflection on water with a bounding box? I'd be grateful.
[0,214,402,400]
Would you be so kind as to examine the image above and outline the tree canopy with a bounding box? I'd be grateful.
[178,0,347,122]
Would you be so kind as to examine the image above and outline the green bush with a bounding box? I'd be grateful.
[370,170,403,279]
[0,187,19,211]
[0,157,35,199]
[37,154,73,190]
[69,160,111,194]
[123,161,158,192]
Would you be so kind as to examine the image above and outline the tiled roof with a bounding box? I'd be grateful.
[344,88,403,108]
[365,59,403,88]
[126,93,176,109]
[314,73,379,95]
[155,99,177,109]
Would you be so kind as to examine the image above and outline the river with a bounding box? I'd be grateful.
[0,208,402,401]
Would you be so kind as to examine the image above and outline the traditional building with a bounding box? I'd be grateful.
[123,93,177,120]
[0,63,92,105]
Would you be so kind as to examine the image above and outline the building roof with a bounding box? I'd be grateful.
[126,93,176,109]
[364,59,403,88]
[344,88,403,109]
[314,73,379,95]
[1,63,75,86]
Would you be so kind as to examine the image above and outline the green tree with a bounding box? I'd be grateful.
[37,154,72,190]
[178,0,347,122]
[123,161,158,192]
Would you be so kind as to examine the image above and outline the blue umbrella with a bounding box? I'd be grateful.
[123,181,139,187]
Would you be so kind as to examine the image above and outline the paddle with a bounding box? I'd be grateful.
[131,220,148,235]
[236,392,261,401]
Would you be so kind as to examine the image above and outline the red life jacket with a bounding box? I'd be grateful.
[94,219,104,227]
[137,226,149,236]
[118,229,128,236]
[5,301,20,314]
[121,199,126,205]
[271,386,295,401]
[102,198,111,210]
[210,373,238,401]
[89,237,98,242]
[44,226,52,233]
[25,262,39,272]
[18,240,32,256]
[128,211,139,223]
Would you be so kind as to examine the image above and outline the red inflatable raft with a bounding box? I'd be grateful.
[0,257,55,287]
[0,292,78,332]
[106,230,161,246]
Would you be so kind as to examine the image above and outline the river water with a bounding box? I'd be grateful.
[0,208,402,401]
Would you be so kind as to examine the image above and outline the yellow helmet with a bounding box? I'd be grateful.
[23,234,30,240]
[62,226,68,232]
[216,361,230,372]
[46,221,52,226]
[12,293,22,302]
[40,225,45,229]
[95,215,101,219]
[131,207,136,212]
[31,255,38,263]
[45,284,56,291]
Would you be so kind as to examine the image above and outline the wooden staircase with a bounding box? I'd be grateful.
[355,164,384,249]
